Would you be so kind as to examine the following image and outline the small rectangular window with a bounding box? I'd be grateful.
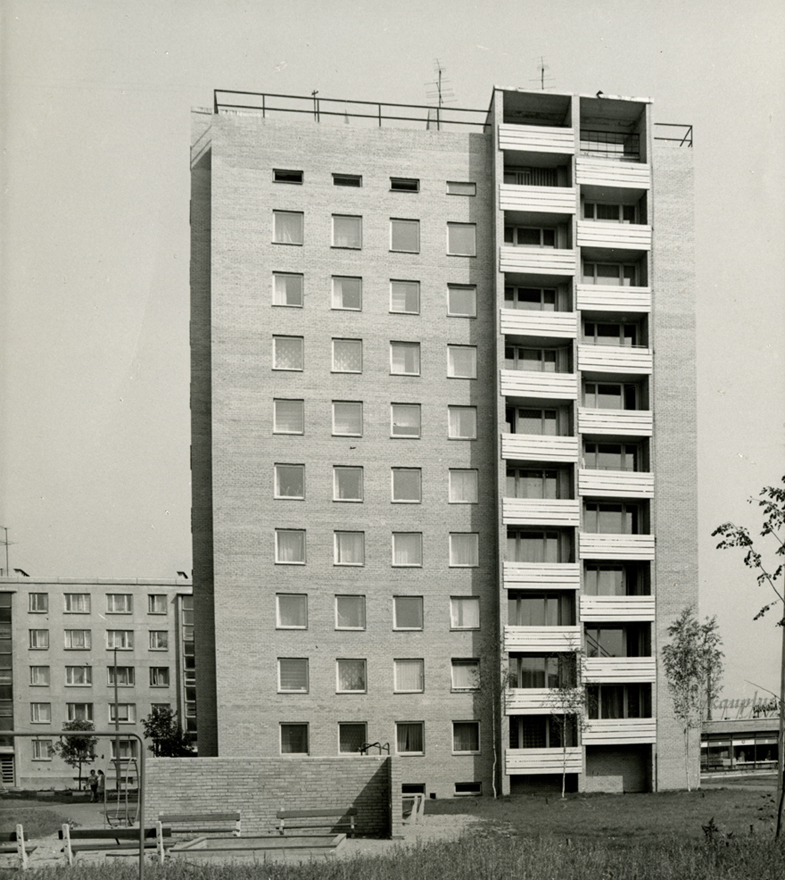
[455,782,482,796]
[450,597,480,630]
[392,534,423,568]
[396,722,424,755]
[394,659,424,693]
[276,594,308,629]
[148,595,167,615]
[281,723,308,754]
[333,173,362,187]
[106,594,133,614]
[447,181,476,196]
[273,336,304,371]
[273,169,303,184]
[447,223,476,256]
[447,285,477,317]
[333,466,363,502]
[332,339,363,373]
[32,740,52,761]
[273,273,304,307]
[332,277,362,311]
[111,739,139,760]
[449,469,478,503]
[29,666,50,686]
[274,464,305,499]
[393,595,423,629]
[332,401,363,437]
[452,721,480,753]
[390,280,420,314]
[449,533,479,567]
[273,211,304,245]
[390,341,420,375]
[390,177,419,192]
[391,404,421,438]
[65,629,92,650]
[106,630,132,650]
[334,531,365,566]
[108,666,135,687]
[451,659,480,691]
[273,399,304,434]
[150,667,170,687]
[447,345,477,379]
[149,631,169,651]
[332,215,362,249]
[64,594,90,614]
[390,219,420,253]
[30,703,51,724]
[29,593,48,613]
[29,629,49,650]
[448,406,477,439]
[67,703,93,723]
[339,722,367,753]
[275,529,306,565]
[279,658,309,693]
[109,703,136,723]
[392,468,421,503]
[336,659,367,693]
[65,666,92,686]
[335,595,366,630]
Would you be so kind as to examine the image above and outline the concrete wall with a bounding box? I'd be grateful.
[144,755,401,837]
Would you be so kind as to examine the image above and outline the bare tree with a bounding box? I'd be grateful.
[545,647,590,799]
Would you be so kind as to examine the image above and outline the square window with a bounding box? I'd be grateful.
[450,596,480,630]
[65,666,92,686]
[64,594,90,614]
[448,406,477,439]
[273,272,304,307]
[29,630,49,650]
[396,722,424,755]
[451,659,480,691]
[276,594,308,629]
[394,659,424,693]
[32,740,52,761]
[334,531,365,566]
[390,341,420,375]
[275,530,306,564]
[447,223,476,256]
[452,721,480,753]
[392,533,423,567]
[332,277,362,310]
[29,593,48,613]
[106,594,132,614]
[67,703,93,723]
[273,211,304,245]
[390,219,420,253]
[273,399,304,434]
[332,339,363,372]
[281,723,308,754]
[29,666,50,686]
[111,739,139,760]
[65,629,92,650]
[109,703,136,723]
[273,336,304,371]
[391,404,421,438]
[106,630,131,650]
[273,169,303,184]
[333,466,363,502]
[449,533,479,567]
[339,722,367,753]
[275,464,305,499]
[447,285,477,317]
[149,631,169,651]
[108,666,135,687]
[447,345,477,379]
[449,469,478,503]
[446,181,476,196]
[31,703,51,724]
[148,595,167,615]
[393,596,423,630]
[390,177,419,192]
[332,401,363,437]
[390,280,420,314]
[150,667,170,687]
[278,658,308,693]
[333,173,362,187]
[336,659,367,693]
[332,215,362,248]
[335,595,366,630]
[392,468,421,503]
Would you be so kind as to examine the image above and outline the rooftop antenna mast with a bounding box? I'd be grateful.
[425,59,455,131]
[0,528,9,577]
[531,56,555,91]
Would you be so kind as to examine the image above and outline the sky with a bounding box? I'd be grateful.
[1,0,784,702]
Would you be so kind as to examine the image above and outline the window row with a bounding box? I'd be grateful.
[29,665,169,687]
[273,169,475,197]
[28,594,169,615]
[30,702,144,724]
[276,594,480,631]
[30,736,146,762]
[274,275,477,316]
[273,212,477,256]
[273,401,478,439]
[277,657,479,694]
[272,338,480,378]
[275,465,479,504]
[274,530,480,567]
[28,630,169,651]
[280,720,480,756]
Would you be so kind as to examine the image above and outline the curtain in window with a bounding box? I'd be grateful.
[450,470,477,503]
[340,724,366,753]
[393,534,422,566]
[333,340,362,372]
[453,723,479,752]
[274,400,303,433]
[338,660,366,691]
[277,531,305,563]
[391,343,420,374]
[448,346,476,378]
[397,723,423,753]
[275,212,303,244]
[279,659,307,691]
[336,597,364,629]
[601,686,624,720]
[393,469,420,501]
[274,337,303,370]
[335,532,364,565]
[391,281,419,312]
[451,598,479,629]
[448,223,476,255]
[332,277,362,309]
[333,216,361,247]
[448,407,476,438]
[451,661,478,689]
[333,403,362,435]
[391,405,420,436]
[450,534,478,566]
[517,718,546,749]
[278,595,306,627]
[395,660,424,692]
[274,274,303,306]
[334,468,362,501]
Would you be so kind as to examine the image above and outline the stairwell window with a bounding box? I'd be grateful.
[273,211,303,245]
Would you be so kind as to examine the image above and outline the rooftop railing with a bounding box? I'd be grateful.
[653,122,693,147]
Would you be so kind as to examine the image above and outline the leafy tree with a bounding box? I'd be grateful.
[713,476,784,834]
[545,648,590,799]
[661,606,723,791]
[141,706,194,757]
[50,720,98,789]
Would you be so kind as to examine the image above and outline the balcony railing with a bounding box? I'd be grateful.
[501,433,579,463]
[499,184,576,214]
[500,310,578,339]
[578,469,654,499]
[505,688,553,714]
[505,747,583,775]
[504,625,581,653]
[580,595,655,622]
[502,562,581,590]
[576,285,651,313]
[503,498,580,527]
[500,246,577,276]
[579,533,655,560]
[498,124,575,154]
[577,345,653,375]
[577,408,653,437]
[576,221,652,250]
[500,370,579,400]
[575,157,651,189]
[583,718,656,744]
[584,656,656,683]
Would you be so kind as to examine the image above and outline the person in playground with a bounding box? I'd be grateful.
[88,769,99,802]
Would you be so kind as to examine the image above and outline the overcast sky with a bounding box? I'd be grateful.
[1,0,783,702]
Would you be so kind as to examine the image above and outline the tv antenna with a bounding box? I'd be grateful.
[531,56,555,91]
[0,527,12,576]
[425,60,456,131]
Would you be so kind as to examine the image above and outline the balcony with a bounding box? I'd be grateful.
[580,595,655,623]
[576,284,651,313]
[576,221,652,250]
[579,533,655,560]
[500,246,577,276]
[501,433,579,463]
[577,345,652,375]
[501,370,578,400]
[499,184,576,214]
[504,625,581,653]
[498,123,575,154]
[583,718,656,745]
[505,747,582,775]
[576,156,651,189]
[577,408,653,436]
[500,309,578,339]
[503,562,581,590]
[505,688,553,714]
[503,498,580,527]
[584,656,656,683]
[578,469,654,499]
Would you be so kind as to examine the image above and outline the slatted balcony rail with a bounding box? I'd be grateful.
[499,184,577,214]
[502,562,581,590]
[500,370,579,400]
[575,157,651,189]
[504,688,553,714]
[578,469,654,499]
[498,124,575,154]
[577,408,653,436]
[503,498,580,527]
[500,309,578,339]
[576,285,651,313]
[500,246,578,276]
[582,718,656,744]
[577,345,653,375]
[505,747,583,775]
[501,433,579,463]
[580,595,656,622]
[579,533,655,560]
[576,221,652,250]
[504,625,582,653]
[584,656,656,683]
